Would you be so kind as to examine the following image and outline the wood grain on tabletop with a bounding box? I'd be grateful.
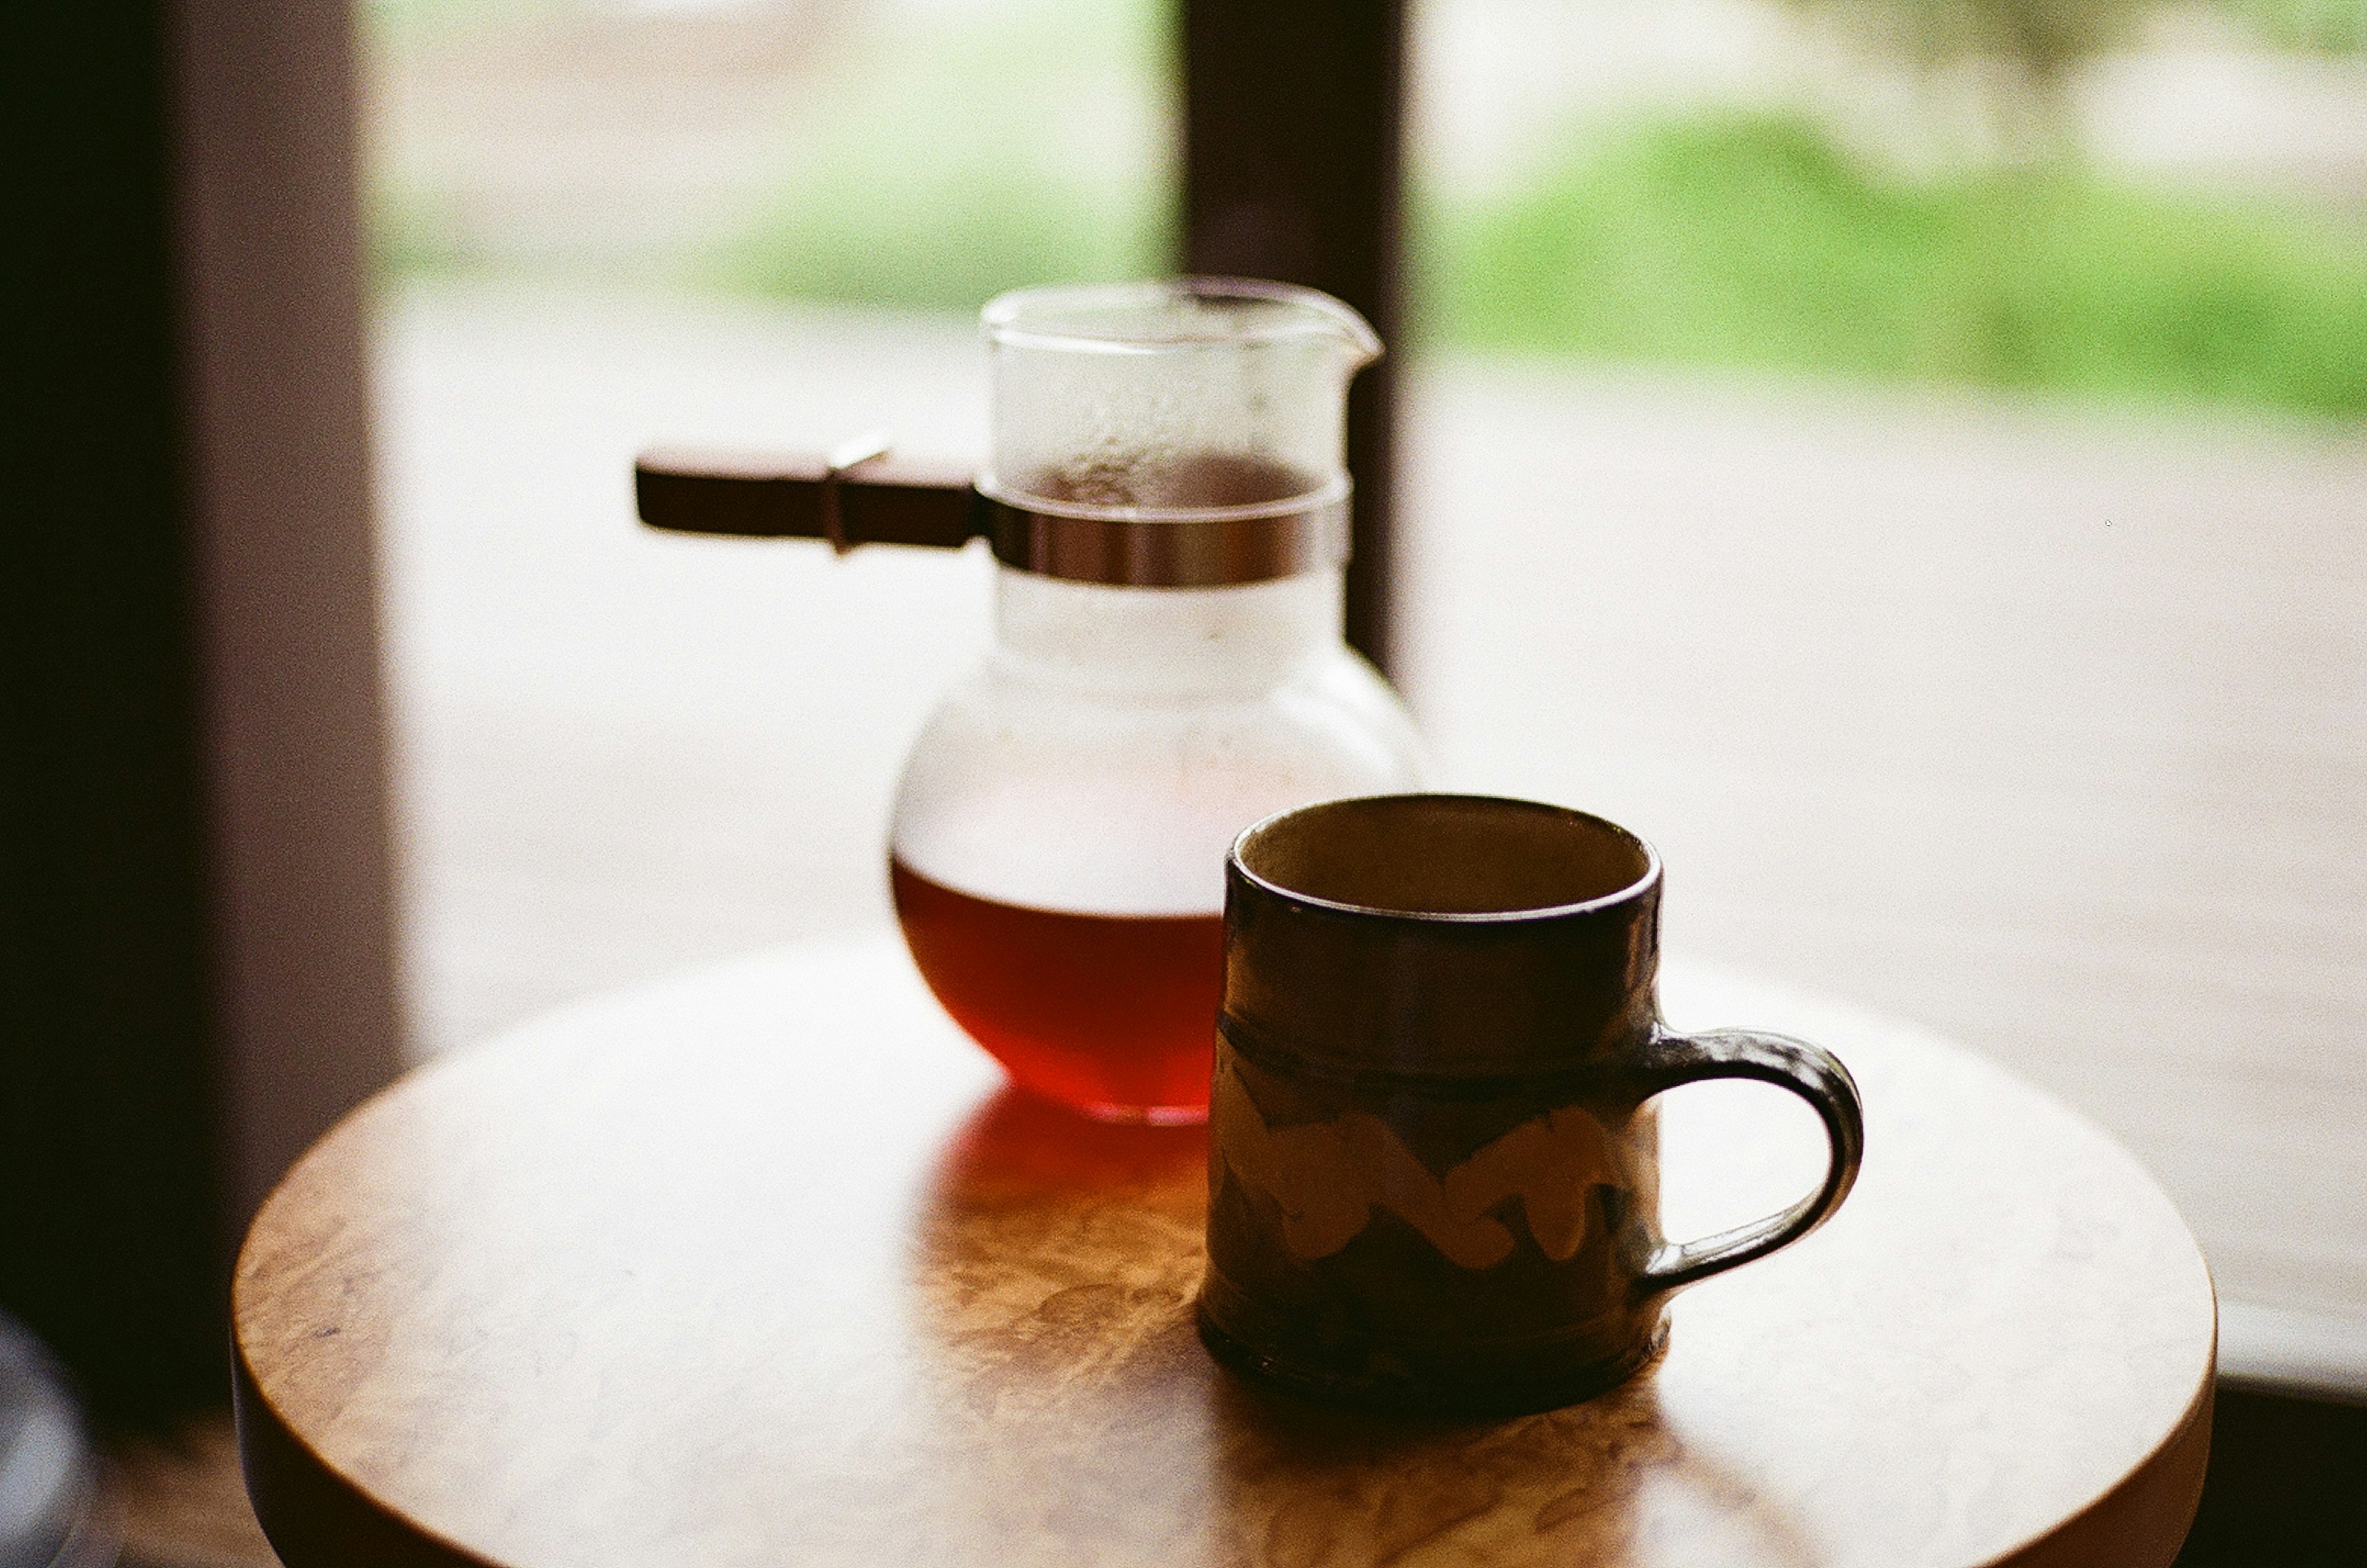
[234,936,2214,1568]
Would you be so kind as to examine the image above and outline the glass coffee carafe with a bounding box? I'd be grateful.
[638,278,1425,1122]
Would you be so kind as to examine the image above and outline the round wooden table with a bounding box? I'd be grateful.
[233,936,2215,1568]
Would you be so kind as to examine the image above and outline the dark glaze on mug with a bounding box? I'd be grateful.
[1197,794,1865,1416]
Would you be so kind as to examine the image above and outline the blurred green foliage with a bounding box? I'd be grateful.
[1783,0,2152,96]
[364,0,2367,414]
[677,0,1174,311]
[2225,0,2367,51]
[1421,113,2367,414]
[698,18,1173,311]
[706,178,1170,316]
[362,0,568,46]
[1780,0,2363,151]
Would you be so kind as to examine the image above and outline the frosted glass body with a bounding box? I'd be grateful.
[890,566,1425,918]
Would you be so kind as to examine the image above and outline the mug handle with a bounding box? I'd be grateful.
[1626,1027,1866,1298]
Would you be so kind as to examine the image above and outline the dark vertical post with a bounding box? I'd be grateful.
[1182,0,1406,676]
[1,0,232,1423]
[0,0,403,1421]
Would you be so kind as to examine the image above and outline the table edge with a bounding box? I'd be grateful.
[1985,1371,2215,1568]
[235,1339,497,1568]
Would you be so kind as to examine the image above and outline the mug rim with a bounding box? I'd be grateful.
[1228,793,1662,925]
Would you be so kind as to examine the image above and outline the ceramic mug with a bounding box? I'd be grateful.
[1196,794,1865,1414]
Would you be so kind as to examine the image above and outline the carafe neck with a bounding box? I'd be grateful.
[991,566,1346,697]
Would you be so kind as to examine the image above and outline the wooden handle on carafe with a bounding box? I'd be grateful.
[635,446,986,551]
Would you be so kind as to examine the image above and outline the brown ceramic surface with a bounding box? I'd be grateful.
[1204,797,1865,1414]
[233,936,2214,1568]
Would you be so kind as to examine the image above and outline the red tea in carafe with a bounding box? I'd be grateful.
[891,857,1224,1123]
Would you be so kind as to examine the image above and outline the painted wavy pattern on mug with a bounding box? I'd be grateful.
[1210,1056,1643,1269]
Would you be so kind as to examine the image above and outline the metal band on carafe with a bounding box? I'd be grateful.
[635,450,1349,589]
[978,479,1349,588]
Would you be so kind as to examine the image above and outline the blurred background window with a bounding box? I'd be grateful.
[362,0,2365,1377]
